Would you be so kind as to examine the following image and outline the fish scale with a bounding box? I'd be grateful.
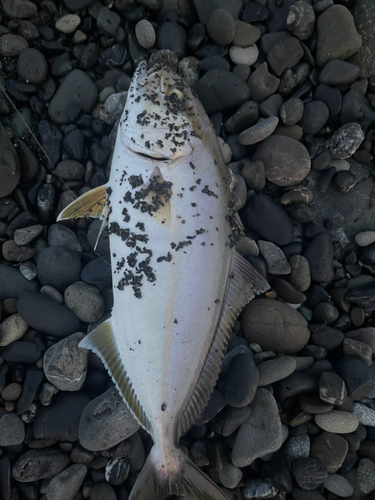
[57,57,269,500]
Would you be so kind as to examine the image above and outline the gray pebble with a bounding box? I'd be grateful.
[238,116,279,146]
[218,463,243,489]
[97,7,120,36]
[64,281,104,323]
[229,44,259,66]
[2,382,22,401]
[0,33,28,56]
[243,478,278,500]
[357,458,375,494]
[315,410,359,434]
[14,224,43,246]
[280,98,304,126]
[43,332,88,391]
[233,20,261,47]
[90,483,117,500]
[323,474,354,497]
[54,160,85,180]
[258,240,291,275]
[258,356,297,386]
[1,0,37,19]
[352,402,375,427]
[40,285,64,304]
[207,9,235,46]
[284,434,310,465]
[55,14,81,34]
[248,62,280,103]
[46,464,87,500]
[135,19,156,49]
[327,122,365,159]
[0,413,25,446]
[12,449,70,482]
[0,313,28,347]
[355,231,375,247]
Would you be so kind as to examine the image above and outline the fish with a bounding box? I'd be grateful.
[57,54,269,500]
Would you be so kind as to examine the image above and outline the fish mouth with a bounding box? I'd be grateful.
[129,147,171,162]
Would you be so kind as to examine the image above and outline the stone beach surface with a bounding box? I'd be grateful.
[0,0,375,499]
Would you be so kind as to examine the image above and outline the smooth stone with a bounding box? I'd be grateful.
[313,302,339,323]
[17,292,80,338]
[278,372,318,398]
[0,33,28,56]
[242,2,269,22]
[304,232,334,284]
[12,449,70,482]
[323,474,354,497]
[1,0,37,18]
[319,372,347,405]
[48,224,81,254]
[280,98,304,126]
[207,8,235,45]
[48,70,98,124]
[238,116,278,146]
[97,7,120,36]
[284,434,310,464]
[224,354,258,407]
[248,62,280,103]
[327,123,365,159]
[259,93,284,118]
[356,458,375,494]
[253,135,311,187]
[299,101,329,136]
[156,22,187,60]
[2,382,22,401]
[286,1,315,40]
[242,299,310,355]
[241,193,294,246]
[274,278,306,304]
[329,159,350,171]
[135,19,156,49]
[299,395,333,414]
[311,150,332,172]
[343,338,372,366]
[0,313,28,347]
[258,240,291,275]
[16,367,43,415]
[280,187,313,205]
[352,402,375,427]
[224,101,259,134]
[315,411,359,434]
[242,479,278,500]
[16,48,48,84]
[45,464,87,500]
[291,458,328,490]
[319,60,361,86]
[212,406,252,437]
[267,36,304,77]
[218,463,242,489]
[14,225,43,246]
[2,240,35,262]
[288,255,311,293]
[229,44,258,66]
[310,325,344,352]
[316,5,362,67]
[64,282,104,323]
[0,124,20,198]
[37,246,82,292]
[349,0,375,77]
[231,388,283,467]
[335,356,373,400]
[63,130,84,161]
[90,483,116,500]
[240,159,265,192]
[55,14,81,34]
[0,413,25,446]
[43,332,88,391]
[311,431,348,473]
[335,169,357,193]
[291,487,325,500]
[233,20,261,47]
[355,231,375,247]
[79,386,140,451]
[258,356,296,386]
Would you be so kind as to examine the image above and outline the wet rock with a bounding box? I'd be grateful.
[254,135,311,187]
[258,240,291,275]
[135,20,156,49]
[238,116,279,146]
[157,22,187,59]
[326,123,364,159]
[17,48,48,85]
[267,37,304,77]
[248,62,280,103]
[0,413,25,446]
[240,159,265,192]
[55,14,81,34]
[224,101,259,134]
[79,386,140,451]
[311,431,348,473]
[232,388,283,467]
[229,45,258,66]
[97,7,120,36]
[37,246,82,292]
[258,356,296,386]
[12,449,70,482]
[323,474,354,497]
[280,98,304,126]
[319,60,360,86]
[233,20,261,47]
[16,367,43,415]
[0,33,28,56]
[46,464,87,500]
[64,282,104,323]
[43,332,88,391]
[291,458,328,490]
[18,292,80,338]
[319,372,347,405]
[207,9,235,46]
[242,299,310,355]
[1,0,37,18]
[299,101,329,136]
[355,231,375,247]
[315,410,359,433]
[316,5,362,67]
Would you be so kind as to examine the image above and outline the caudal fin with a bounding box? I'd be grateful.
[129,444,229,500]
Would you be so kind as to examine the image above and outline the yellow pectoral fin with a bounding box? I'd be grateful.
[57,185,108,221]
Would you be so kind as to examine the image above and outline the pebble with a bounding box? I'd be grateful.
[315,410,359,434]
[157,22,187,59]
[242,479,278,500]
[195,69,250,114]
[286,1,315,40]
[291,457,328,490]
[274,278,306,303]
[17,292,80,337]
[233,20,261,47]
[316,5,362,67]
[48,70,98,124]
[90,483,117,500]
[352,402,375,427]
[12,449,70,482]
[213,406,251,437]
[229,44,258,66]
[288,255,311,294]
[238,116,279,146]
[79,386,140,451]
[240,159,265,192]
[258,356,296,387]
[242,299,310,355]
[319,372,347,405]
[16,48,48,85]
[343,338,372,366]
[0,313,28,347]
[224,353,258,407]
[311,431,348,473]
[280,187,313,206]
[135,20,155,49]
[232,388,283,467]
[55,14,81,34]
[299,395,333,414]
[64,282,104,323]
[37,246,82,292]
[2,382,22,401]
[336,356,373,400]
[14,224,43,246]
[299,101,329,136]
[319,59,361,86]
[327,123,365,159]
[284,434,310,464]
[248,62,280,103]
[97,7,120,36]
[259,94,284,118]
[253,135,311,187]
[323,474,354,497]
[304,232,334,284]
[267,36,304,77]
[46,464,87,500]
[0,413,25,446]
[207,9,235,46]
[1,0,37,18]
[243,193,294,246]
[224,101,259,134]
[280,98,304,126]
[357,458,375,494]
[258,240,291,275]
[329,159,350,171]
[355,231,375,247]
[43,332,88,391]
[2,240,35,262]
[0,33,28,57]
[0,124,21,198]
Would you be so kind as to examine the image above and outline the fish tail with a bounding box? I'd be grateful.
[129,443,229,500]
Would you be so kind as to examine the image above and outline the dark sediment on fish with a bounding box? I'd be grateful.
[0,0,375,499]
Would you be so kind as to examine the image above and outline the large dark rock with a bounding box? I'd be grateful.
[37,246,82,292]
[0,264,40,300]
[12,449,70,482]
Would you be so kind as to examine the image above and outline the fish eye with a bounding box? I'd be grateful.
[166,88,184,103]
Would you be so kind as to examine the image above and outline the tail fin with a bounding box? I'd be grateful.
[129,444,229,500]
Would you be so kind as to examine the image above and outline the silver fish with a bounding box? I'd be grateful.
[58,57,269,500]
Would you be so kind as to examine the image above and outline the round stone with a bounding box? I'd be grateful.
[238,116,279,146]
[45,464,87,500]
[286,1,315,40]
[55,14,81,34]
[355,231,375,247]
[0,34,28,57]
[37,246,82,292]
[315,411,359,434]
[242,299,310,355]
[319,372,347,405]
[64,282,104,323]
[0,313,28,347]
[90,483,116,500]
[280,98,304,126]
[323,474,354,497]
[156,22,187,59]
[0,413,25,446]
[311,431,348,473]
[291,457,328,490]
[2,382,22,401]
[299,101,329,136]
[258,240,291,275]
[224,354,259,407]
[12,449,70,482]
[357,458,375,494]
[352,402,375,427]
[253,135,311,187]
[135,19,156,49]
[14,225,43,246]
[327,123,365,159]
[233,20,261,47]
[258,356,297,386]
[16,48,48,84]
[207,9,235,46]
[229,44,259,66]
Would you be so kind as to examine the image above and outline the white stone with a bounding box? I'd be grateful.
[218,137,232,164]
[55,14,81,34]
[355,231,375,247]
[229,44,259,66]
[329,159,350,171]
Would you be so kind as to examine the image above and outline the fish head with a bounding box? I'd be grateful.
[119,60,212,163]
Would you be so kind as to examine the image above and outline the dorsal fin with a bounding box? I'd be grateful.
[178,251,269,436]
[57,185,108,221]
[79,319,152,433]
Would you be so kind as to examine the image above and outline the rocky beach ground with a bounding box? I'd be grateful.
[1,0,375,499]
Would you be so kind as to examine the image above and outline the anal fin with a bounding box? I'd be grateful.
[57,185,108,221]
[79,319,151,433]
[179,251,269,436]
